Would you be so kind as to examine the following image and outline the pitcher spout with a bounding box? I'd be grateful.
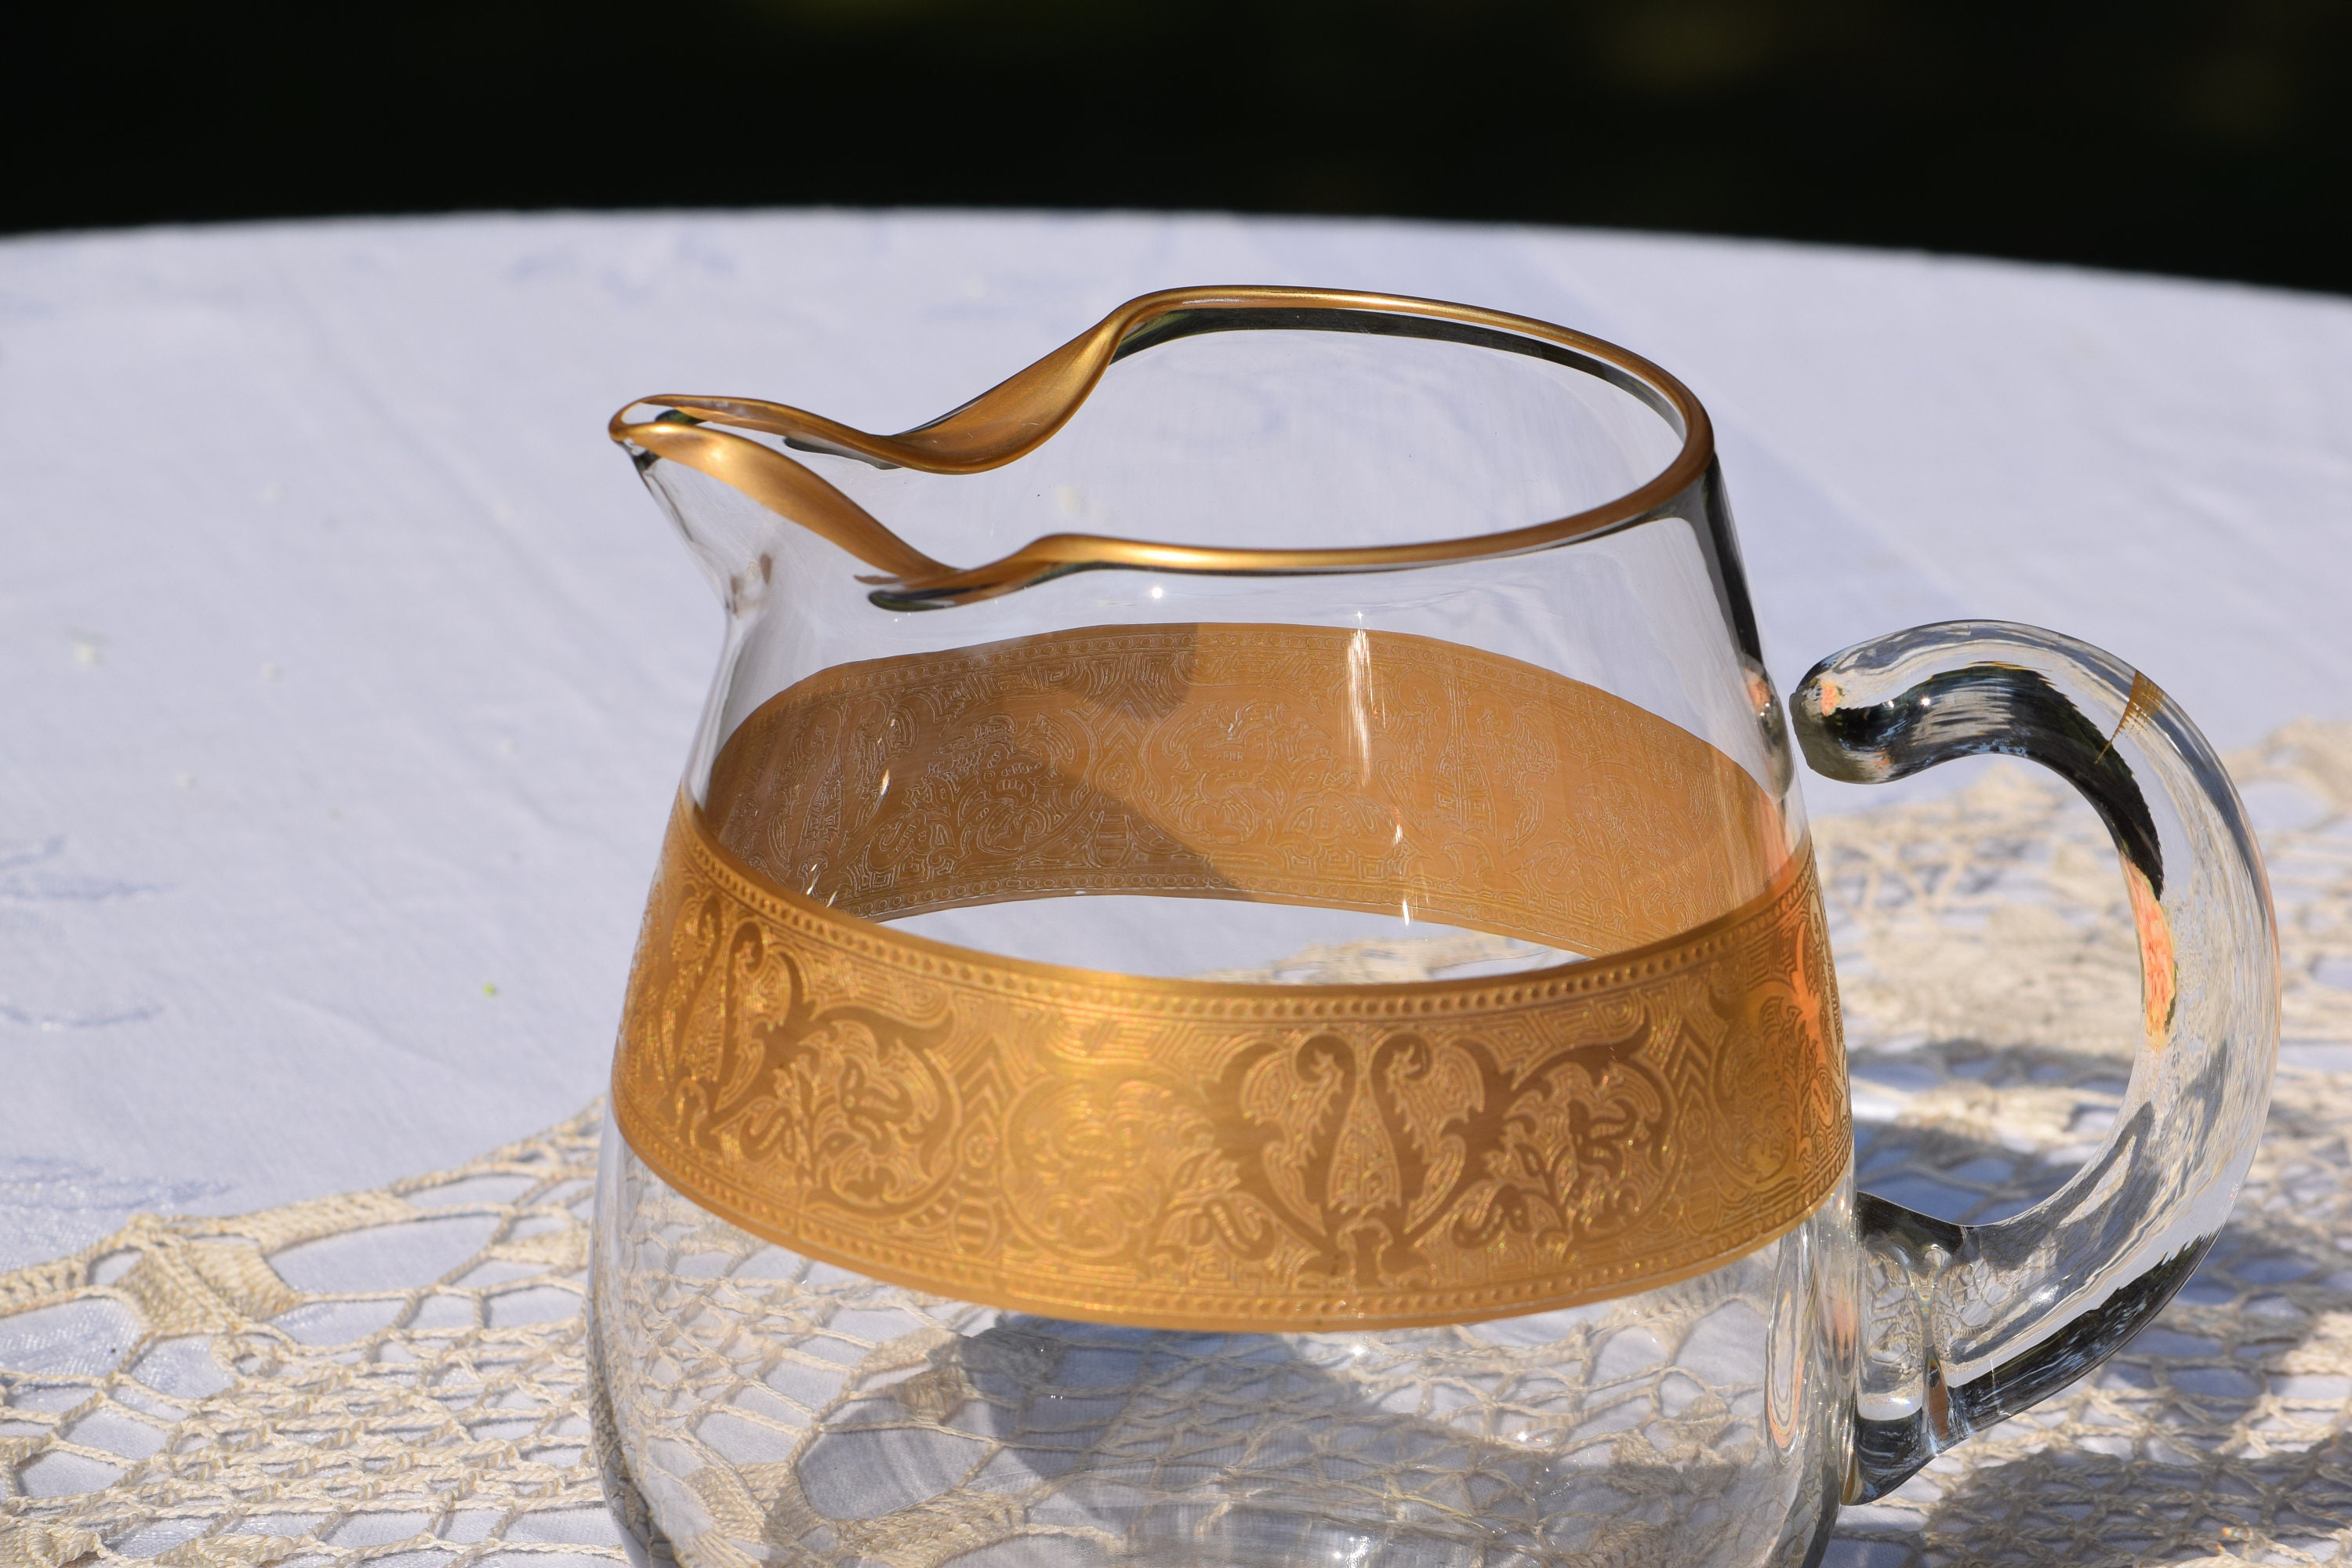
[613,403,946,615]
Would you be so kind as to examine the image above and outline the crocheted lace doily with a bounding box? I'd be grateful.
[4,721,2348,1568]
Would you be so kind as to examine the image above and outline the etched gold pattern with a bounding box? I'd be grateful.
[614,626,1849,1330]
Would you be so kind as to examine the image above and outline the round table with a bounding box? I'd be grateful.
[5,213,2351,1568]
[16,212,2350,1255]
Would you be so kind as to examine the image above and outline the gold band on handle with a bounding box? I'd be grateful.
[613,625,1849,1330]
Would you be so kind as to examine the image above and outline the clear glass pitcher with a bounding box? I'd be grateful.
[587,288,2276,1568]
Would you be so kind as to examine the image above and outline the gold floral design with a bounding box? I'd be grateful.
[616,623,1846,1329]
[614,813,1846,1330]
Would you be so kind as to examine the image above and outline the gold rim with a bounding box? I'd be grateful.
[608,285,1715,609]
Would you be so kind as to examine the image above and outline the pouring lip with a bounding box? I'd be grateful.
[609,285,1717,610]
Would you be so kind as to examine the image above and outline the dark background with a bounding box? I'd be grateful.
[12,0,2348,295]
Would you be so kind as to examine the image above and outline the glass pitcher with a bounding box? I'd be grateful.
[587,287,2276,1568]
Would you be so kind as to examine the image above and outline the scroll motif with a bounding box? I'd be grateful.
[614,808,1848,1331]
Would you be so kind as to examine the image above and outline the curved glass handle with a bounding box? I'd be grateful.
[1790,621,2278,1502]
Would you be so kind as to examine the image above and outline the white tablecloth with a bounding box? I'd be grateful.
[5,211,2350,1269]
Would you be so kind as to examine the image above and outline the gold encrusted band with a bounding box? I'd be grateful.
[613,625,1849,1330]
